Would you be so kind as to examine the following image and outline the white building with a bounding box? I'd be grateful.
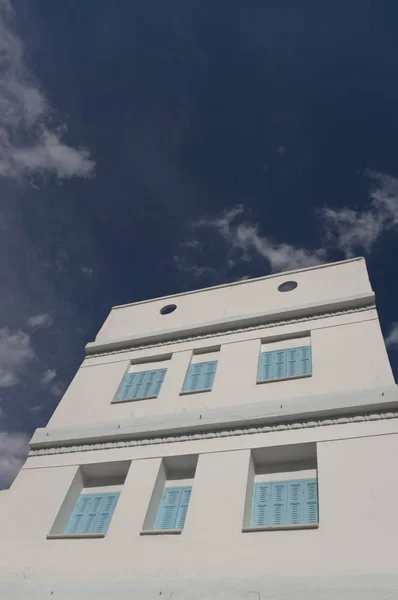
[1,257,398,599]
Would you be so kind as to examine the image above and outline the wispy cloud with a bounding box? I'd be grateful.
[385,323,398,348]
[0,328,35,387]
[39,368,57,386]
[80,265,95,277]
[0,430,29,488]
[39,368,64,397]
[26,313,52,328]
[177,170,398,279]
[196,206,324,272]
[0,1,94,180]
[321,170,398,257]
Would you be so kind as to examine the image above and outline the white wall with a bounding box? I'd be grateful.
[1,423,398,582]
[94,259,372,343]
[47,311,393,429]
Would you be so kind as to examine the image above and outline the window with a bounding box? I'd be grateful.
[48,461,129,539]
[115,368,167,401]
[113,355,171,403]
[251,479,318,527]
[141,454,197,534]
[258,345,311,382]
[243,443,318,532]
[182,361,217,392]
[65,492,120,535]
[155,486,192,530]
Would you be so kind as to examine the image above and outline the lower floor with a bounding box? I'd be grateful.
[1,575,398,600]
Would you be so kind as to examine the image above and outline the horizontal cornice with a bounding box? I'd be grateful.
[29,384,398,456]
[85,294,375,358]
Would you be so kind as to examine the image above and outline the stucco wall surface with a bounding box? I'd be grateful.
[94,259,371,343]
[1,575,398,600]
[1,432,398,583]
[47,312,393,430]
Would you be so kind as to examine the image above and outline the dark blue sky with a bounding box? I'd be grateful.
[1,0,398,486]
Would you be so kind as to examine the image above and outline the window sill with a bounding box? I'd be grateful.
[179,388,212,396]
[140,529,182,536]
[256,373,311,385]
[47,533,106,540]
[242,523,319,533]
[111,395,158,404]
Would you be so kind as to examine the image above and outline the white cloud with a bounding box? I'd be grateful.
[197,206,324,272]
[385,323,398,348]
[0,430,29,489]
[80,265,95,277]
[0,328,35,387]
[39,368,57,386]
[26,313,52,328]
[173,255,218,279]
[0,1,94,180]
[184,170,398,277]
[321,170,398,257]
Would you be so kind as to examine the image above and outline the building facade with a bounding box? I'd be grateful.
[1,257,398,599]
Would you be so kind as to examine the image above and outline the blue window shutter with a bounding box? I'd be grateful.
[116,373,136,401]
[183,363,204,392]
[259,351,274,381]
[155,487,182,530]
[286,349,298,378]
[95,492,120,533]
[65,494,92,535]
[175,487,192,529]
[251,482,271,526]
[286,480,303,525]
[151,369,167,396]
[303,478,318,524]
[83,494,106,533]
[132,372,147,398]
[274,350,287,379]
[65,492,120,535]
[298,346,312,375]
[201,361,217,389]
[270,482,287,526]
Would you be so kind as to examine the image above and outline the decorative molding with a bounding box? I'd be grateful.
[87,304,374,359]
[29,409,398,457]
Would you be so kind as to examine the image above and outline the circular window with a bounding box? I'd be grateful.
[278,280,298,292]
[160,304,177,315]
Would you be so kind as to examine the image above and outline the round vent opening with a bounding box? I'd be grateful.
[278,280,298,292]
[160,304,177,315]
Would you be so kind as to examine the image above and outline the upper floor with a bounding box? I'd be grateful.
[41,258,393,435]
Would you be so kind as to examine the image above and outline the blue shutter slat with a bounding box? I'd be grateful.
[155,487,182,530]
[252,482,271,526]
[65,494,92,535]
[201,361,217,390]
[303,478,318,524]
[116,373,136,401]
[274,350,287,379]
[151,369,167,396]
[133,372,147,398]
[286,349,298,378]
[83,494,105,533]
[259,351,274,381]
[270,482,287,526]
[183,363,204,392]
[298,346,312,375]
[287,481,303,525]
[95,492,120,533]
[175,487,192,529]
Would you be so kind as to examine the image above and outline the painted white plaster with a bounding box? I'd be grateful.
[1,258,397,596]
[93,259,372,345]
